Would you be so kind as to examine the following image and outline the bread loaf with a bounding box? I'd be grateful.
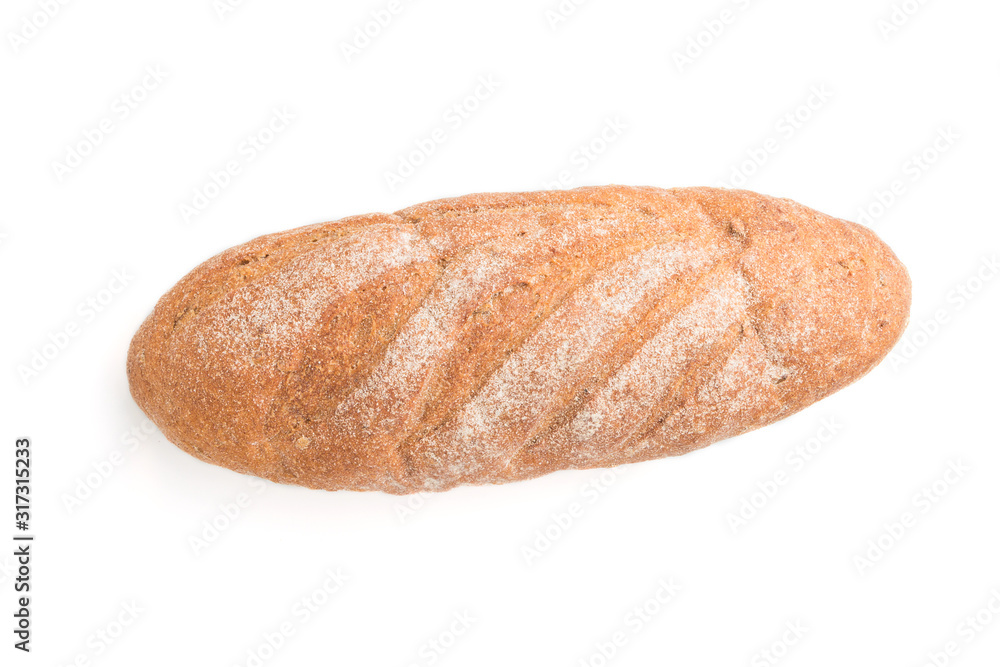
[126,186,910,494]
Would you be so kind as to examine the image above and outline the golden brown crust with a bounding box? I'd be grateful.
[126,186,911,494]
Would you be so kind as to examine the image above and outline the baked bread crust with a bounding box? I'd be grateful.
[126,186,911,493]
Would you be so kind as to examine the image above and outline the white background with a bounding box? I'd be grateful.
[2,0,999,665]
